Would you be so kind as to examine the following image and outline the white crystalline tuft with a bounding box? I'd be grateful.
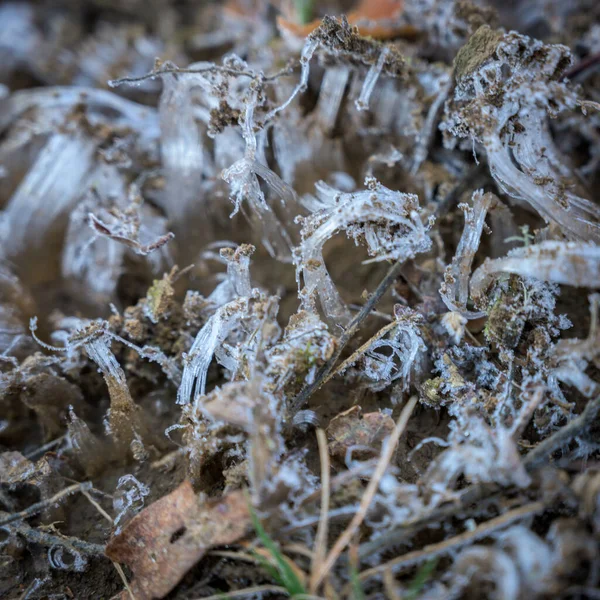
[442,29,600,242]
[470,241,600,304]
[296,178,432,326]
[356,47,390,112]
[177,298,249,407]
[440,190,495,317]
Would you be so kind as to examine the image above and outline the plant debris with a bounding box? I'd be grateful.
[105,481,251,599]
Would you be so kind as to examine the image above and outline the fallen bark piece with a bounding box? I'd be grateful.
[105,481,251,600]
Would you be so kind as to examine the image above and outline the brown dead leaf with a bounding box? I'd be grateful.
[327,407,395,461]
[105,481,251,600]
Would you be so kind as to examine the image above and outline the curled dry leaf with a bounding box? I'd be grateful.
[105,480,251,600]
[327,406,395,461]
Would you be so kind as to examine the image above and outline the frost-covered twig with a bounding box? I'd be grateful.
[524,395,600,469]
[356,501,545,583]
[0,482,92,527]
[290,257,408,415]
[470,241,600,304]
[108,62,294,88]
[88,214,174,256]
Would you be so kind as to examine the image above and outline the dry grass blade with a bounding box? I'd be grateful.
[524,394,600,468]
[290,259,407,415]
[309,428,331,594]
[311,395,418,590]
[324,321,398,385]
[355,501,545,584]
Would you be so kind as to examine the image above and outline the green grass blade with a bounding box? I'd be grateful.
[405,558,438,600]
[249,505,306,596]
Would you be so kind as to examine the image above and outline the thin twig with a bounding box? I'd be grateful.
[383,567,402,600]
[357,484,503,559]
[524,395,600,469]
[293,460,379,515]
[311,396,418,590]
[81,490,114,523]
[208,550,259,563]
[9,519,106,555]
[290,259,407,415]
[355,501,544,584]
[563,50,600,80]
[0,482,92,527]
[310,429,331,594]
[109,63,295,88]
[24,435,66,459]
[79,489,134,599]
[324,320,399,385]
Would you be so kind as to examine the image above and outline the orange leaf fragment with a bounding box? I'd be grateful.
[105,481,251,600]
[277,0,416,41]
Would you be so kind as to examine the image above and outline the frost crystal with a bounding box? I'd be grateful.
[442,27,600,242]
[356,47,390,111]
[297,178,432,325]
[440,190,495,317]
[178,297,250,407]
[470,241,600,304]
[112,474,150,535]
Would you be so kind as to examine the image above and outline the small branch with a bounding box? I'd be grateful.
[109,63,295,89]
[311,396,418,590]
[89,213,175,256]
[356,501,544,583]
[289,258,406,415]
[357,484,503,559]
[324,320,399,385]
[524,395,600,470]
[0,482,92,527]
[9,519,106,556]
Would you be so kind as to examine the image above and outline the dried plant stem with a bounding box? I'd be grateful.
[310,429,331,594]
[383,568,402,600]
[290,259,406,415]
[311,395,418,590]
[9,519,106,555]
[357,484,502,559]
[113,561,136,600]
[24,434,66,459]
[324,320,398,384]
[524,394,600,469]
[110,63,294,88]
[0,481,92,527]
[79,490,135,600]
[564,50,600,80]
[355,501,545,584]
[81,490,114,523]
